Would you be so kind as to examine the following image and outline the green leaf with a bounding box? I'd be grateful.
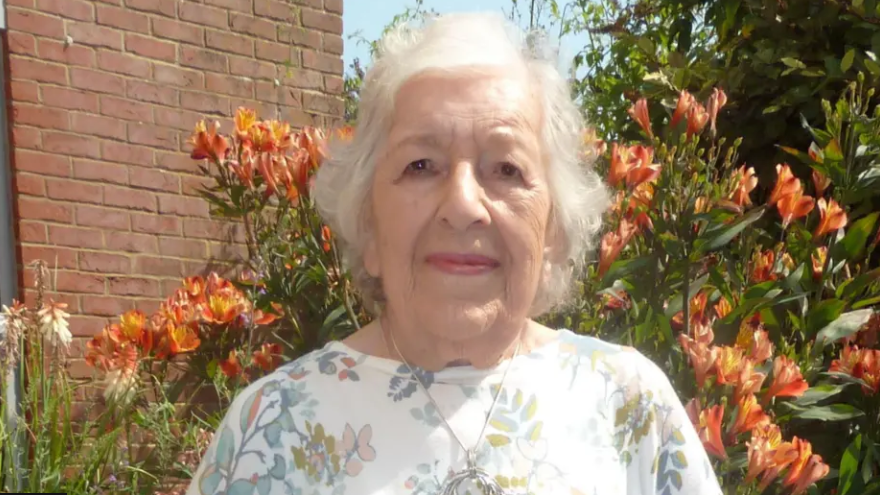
[865,57,880,75]
[269,454,286,479]
[854,296,880,309]
[664,274,710,319]
[839,434,862,495]
[215,426,235,471]
[787,403,865,421]
[228,479,256,495]
[697,207,765,254]
[816,309,874,345]
[781,57,807,69]
[842,49,856,72]
[863,442,875,484]
[601,256,652,287]
[199,467,222,494]
[833,213,879,261]
[239,390,261,434]
[807,299,846,338]
[794,383,851,406]
[839,268,880,300]
[264,422,282,447]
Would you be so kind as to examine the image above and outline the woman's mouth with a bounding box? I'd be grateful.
[425,253,501,275]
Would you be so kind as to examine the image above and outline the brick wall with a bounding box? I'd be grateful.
[6,0,343,379]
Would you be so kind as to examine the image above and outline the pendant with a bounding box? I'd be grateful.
[439,450,507,495]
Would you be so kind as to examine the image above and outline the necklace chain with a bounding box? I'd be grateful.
[382,326,522,466]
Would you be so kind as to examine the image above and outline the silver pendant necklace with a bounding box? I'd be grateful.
[383,326,521,495]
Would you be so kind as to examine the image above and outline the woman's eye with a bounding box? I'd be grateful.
[404,159,433,175]
[498,162,522,179]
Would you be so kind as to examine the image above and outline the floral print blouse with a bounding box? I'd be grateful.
[186,329,722,495]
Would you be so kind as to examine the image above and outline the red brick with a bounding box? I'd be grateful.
[324,74,343,95]
[131,213,179,235]
[38,0,95,20]
[228,15,274,43]
[125,33,177,62]
[255,40,292,63]
[323,34,343,55]
[14,150,70,176]
[209,241,248,260]
[291,0,321,8]
[325,0,342,14]
[10,56,67,84]
[76,205,129,229]
[180,91,231,115]
[104,185,157,211]
[153,64,204,89]
[134,256,184,277]
[42,86,99,112]
[229,56,274,80]
[158,237,205,258]
[47,179,102,204]
[20,245,77,269]
[181,175,212,196]
[155,151,198,173]
[97,50,150,77]
[13,103,69,130]
[7,7,65,38]
[108,276,159,297]
[280,106,317,128]
[106,232,158,254]
[129,167,180,192]
[233,98,275,120]
[19,221,47,243]
[152,18,204,46]
[96,5,149,33]
[277,24,321,49]
[279,87,300,107]
[206,0,251,13]
[134,299,162,314]
[124,0,176,17]
[99,95,153,122]
[206,73,254,98]
[12,127,41,150]
[17,197,72,222]
[304,92,342,116]
[38,39,96,68]
[42,132,101,158]
[301,9,341,34]
[128,123,178,150]
[101,141,153,167]
[179,1,228,29]
[206,30,254,57]
[254,0,293,21]
[125,81,178,107]
[14,172,45,196]
[158,194,209,217]
[81,295,133,316]
[69,315,111,337]
[71,113,127,140]
[179,46,228,73]
[302,49,342,74]
[183,218,244,241]
[73,159,128,185]
[154,107,202,132]
[71,68,125,95]
[8,32,37,56]
[67,22,123,50]
[6,0,33,7]
[79,252,131,273]
[56,272,105,294]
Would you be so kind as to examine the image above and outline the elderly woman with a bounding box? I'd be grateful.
[187,12,722,495]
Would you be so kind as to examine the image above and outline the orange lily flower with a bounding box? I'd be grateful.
[234,107,257,140]
[736,316,774,362]
[299,126,327,169]
[269,120,293,150]
[767,164,800,206]
[729,166,758,207]
[811,246,827,280]
[734,360,767,403]
[203,290,244,325]
[253,343,284,372]
[731,394,770,437]
[777,188,815,228]
[715,346,746,385]
[750,249,776,283]
[678,334,718,388]
[321,225,333,252]
[853,348,880,395]
[608,143,633,187]
[625,147,661,188]
[118,310,146,343]
[812,169,831,197]
[627,98,653,139]
[672,291,710,331]
[698,404,727,460]
[764,355,809,404]
[671,90,695,127]
[714,297,733,320]
[219,350,243,378]
[814,198,847,239]
[189,120,230,161]
[686,102,709,137]
[167,321,200,355]
[706,88,728,136]
[247,122,276,153]
[256,153,281,198]
[830,345,862,376]
[784,438,829,494]
[746,423,783,484]
[184,276,207,303]
[598,219,638,277]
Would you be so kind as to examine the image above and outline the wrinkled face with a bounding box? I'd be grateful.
[365,67,556,339]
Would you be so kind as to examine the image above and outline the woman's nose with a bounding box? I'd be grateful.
[437,162,491,231]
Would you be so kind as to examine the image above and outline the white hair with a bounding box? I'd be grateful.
[312,11,609,314]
